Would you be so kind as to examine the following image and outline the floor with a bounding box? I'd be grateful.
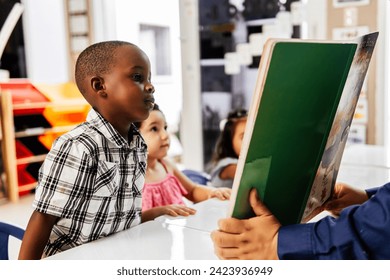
[0,193,34,260]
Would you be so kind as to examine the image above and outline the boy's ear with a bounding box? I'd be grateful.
[91,76,105,92]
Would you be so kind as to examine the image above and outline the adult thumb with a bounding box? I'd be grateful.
[249,188,273,217]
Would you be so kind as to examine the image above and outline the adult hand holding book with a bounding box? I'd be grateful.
[212,181,383,260]
[211,189,281,260]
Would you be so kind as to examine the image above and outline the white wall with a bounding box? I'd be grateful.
[21,0,69,83]
[111,0,183,131]
[91,0,118,42]
[21,0,183,135]
[378,0,390,146]
[305,0,327,39]
[179,0,203,170]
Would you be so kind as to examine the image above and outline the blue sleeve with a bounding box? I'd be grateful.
[366,187,378,198]
[277,182,390,259]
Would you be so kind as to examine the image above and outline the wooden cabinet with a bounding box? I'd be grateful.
[0,80,90,202]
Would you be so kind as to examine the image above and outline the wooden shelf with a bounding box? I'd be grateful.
[12,99,87,110]
[14,125,76,138]
[0,82,90,202]
[1,89,19,202]
[68,11,88,16]
[69,32,90,37]
[16,154,47,165]
[18,182,37,193]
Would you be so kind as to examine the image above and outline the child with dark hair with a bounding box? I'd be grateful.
[209,109,248,189]
[19,41,155,259]
[134,104,231,221]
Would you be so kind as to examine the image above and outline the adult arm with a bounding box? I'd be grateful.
[212,183,389,260]
[278,183,390,259]
[18,211,58,259]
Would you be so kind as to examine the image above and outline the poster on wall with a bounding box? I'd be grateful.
[332,26,369,95]
[332,26,370,40]
[333,0,369,8]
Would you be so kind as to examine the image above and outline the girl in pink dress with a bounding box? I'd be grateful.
[135,104,231,221]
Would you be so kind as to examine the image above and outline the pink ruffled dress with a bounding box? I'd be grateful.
[142,160,188,211]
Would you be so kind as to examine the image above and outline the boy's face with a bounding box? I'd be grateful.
[139,110,170,160]
[99,45,155,126]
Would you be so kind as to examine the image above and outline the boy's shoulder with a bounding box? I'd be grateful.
[52,121,102,152]
[61,121,94,137]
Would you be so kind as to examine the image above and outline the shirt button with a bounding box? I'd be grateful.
[125,183,129,187]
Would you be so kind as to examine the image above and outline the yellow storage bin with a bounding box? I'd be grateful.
[36,82,90,127]
[42,104,89,127]
[38,132,67,150]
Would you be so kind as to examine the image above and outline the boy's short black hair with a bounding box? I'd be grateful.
[75,40,135,95]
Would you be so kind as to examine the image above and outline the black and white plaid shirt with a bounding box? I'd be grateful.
[33,108,147,256]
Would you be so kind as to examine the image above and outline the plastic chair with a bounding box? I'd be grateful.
[0,221,25,260]
[182,169,211,185]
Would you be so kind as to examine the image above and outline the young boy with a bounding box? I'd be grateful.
[18,41,155,259]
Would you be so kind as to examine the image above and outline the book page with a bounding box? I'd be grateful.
[227,39,277,219]
[301,32,379,222]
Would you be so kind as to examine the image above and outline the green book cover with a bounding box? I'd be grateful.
[228,32,378,225]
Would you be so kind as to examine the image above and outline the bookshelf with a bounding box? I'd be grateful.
[0,80,90,202]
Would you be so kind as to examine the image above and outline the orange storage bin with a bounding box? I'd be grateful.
[42,104,89,127]
[38,132,67,150]
[36,82,90,127]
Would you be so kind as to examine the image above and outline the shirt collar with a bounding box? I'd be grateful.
[86,108,144,149]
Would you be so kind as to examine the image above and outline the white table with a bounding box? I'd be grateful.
[46,219,219,260]
[155,199,229,233]
[46,199,228,260]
